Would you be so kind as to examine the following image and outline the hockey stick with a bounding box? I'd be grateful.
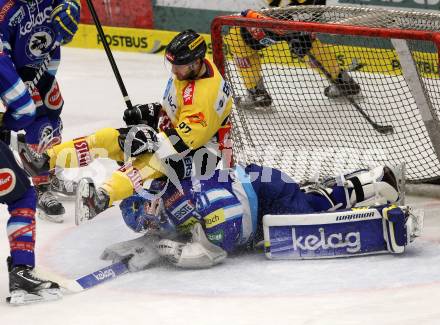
[307,53,394,135]
[34,260,130,293]
[28,42,59,91]
[84,0,133,110]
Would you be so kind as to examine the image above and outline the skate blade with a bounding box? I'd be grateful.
[237,104,274,113]
[325,91,363,100]
[37,209,64,223]
[75,179,91,226]
[51,190,77,201]
[235,99,274,112]
[7,288,62,305]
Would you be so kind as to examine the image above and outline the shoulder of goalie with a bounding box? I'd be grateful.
[263,204,423,260]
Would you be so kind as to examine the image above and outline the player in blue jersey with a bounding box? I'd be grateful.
[0,0,80,222]
[103,163,402,270]
[1,41,62,304]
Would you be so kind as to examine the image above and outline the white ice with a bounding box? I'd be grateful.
[1,47,440,324]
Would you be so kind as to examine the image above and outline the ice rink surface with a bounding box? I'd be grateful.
[1,47,440,324]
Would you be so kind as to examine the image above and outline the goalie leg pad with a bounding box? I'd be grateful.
[301,165,402,212]
[325,165,400,209]
[382,205,424,253]
[382,205,407,253]
[263,204,419,259]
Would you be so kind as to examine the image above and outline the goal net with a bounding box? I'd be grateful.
[211,6,440,183]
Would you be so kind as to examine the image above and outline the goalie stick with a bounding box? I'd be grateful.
[307,52,394,135]
[34,260,130,293]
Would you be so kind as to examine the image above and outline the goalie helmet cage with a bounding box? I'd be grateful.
[211,6,440,183]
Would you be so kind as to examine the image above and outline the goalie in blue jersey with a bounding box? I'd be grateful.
[101,163,421,271]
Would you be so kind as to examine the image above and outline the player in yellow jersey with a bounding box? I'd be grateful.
[17,30,233,223]
[225,0,360,109]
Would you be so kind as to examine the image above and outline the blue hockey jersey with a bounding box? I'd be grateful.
[121,164,327,254]
[0,0,62,131]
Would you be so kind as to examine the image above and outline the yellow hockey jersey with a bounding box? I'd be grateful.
[156,58,232,159]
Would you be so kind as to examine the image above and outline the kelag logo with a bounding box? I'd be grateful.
[92,269,116,281]
[97,34,148,49]
[291,227,361,253]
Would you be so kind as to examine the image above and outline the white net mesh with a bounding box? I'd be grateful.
[213,6,440,182]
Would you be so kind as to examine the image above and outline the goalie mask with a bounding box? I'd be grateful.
[120,193,167,234]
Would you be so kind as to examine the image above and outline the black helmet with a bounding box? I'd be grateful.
[165,30,207,65]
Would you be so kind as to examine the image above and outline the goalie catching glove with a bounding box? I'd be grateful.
[155,223,227,269]
[51,0,81,44]
[120,195,227,269]
[123,103,162,129]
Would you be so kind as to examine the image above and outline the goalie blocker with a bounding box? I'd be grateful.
[263,204,423,259]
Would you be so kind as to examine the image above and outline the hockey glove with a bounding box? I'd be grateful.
[123,103,162,129]
[285,32,314,58]
[118,125,159,157]
[51,0,81,45]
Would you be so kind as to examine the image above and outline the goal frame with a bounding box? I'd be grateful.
[211,12,440,180]
[211,15,440,75]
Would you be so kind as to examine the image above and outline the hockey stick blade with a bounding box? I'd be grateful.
[347,97,394,135]
[34,261,130,293]
[75,261,129,290]
[306,53,394,135]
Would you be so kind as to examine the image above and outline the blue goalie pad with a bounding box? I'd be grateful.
[263,205,419,259]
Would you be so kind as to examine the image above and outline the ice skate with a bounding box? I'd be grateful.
[75,177,110,225]
[50,174,78,200]
[16,134,50,177]
[35,184,65,223]
[7,257,62,305]
[324,70,361,98]
[236,81,272,110]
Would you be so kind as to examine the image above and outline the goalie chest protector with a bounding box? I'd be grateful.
[263,206,408,259]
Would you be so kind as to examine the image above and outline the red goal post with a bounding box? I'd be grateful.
[211,6,440,183]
